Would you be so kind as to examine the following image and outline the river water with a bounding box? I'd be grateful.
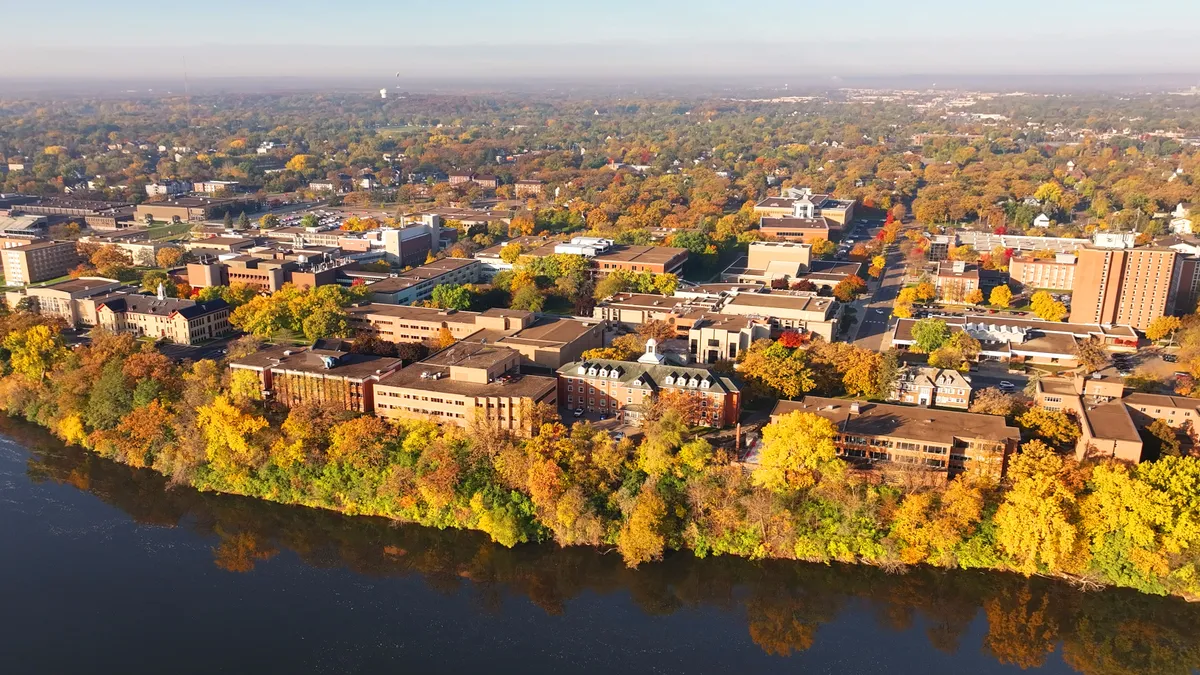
[0,416,1196,675]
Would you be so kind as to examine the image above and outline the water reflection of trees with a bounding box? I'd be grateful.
[18,420,1200,675]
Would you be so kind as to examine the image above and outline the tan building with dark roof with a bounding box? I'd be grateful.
[229,343,403,413]
[3,276,122,324]
[718,291,841,340]
[770,397,1020,483]
[2,241,81,285]
[95,293,231,345]
[374,342,557,431]
[753,189,856,225]
[889,366,973,410]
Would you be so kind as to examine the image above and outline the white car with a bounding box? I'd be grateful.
[998,381,1015,391]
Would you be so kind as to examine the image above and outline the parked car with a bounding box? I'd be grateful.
[1163,354,1178,363]
[573,408,584,418]
[998,381,1015,391]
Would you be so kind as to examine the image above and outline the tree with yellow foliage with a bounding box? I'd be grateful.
[752,411,844,493]
[989,284,1013,308]
[617,482,667,567]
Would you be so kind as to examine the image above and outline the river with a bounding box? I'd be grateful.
[0,416,1196,675]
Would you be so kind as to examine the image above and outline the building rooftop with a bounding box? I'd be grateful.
[723,292,837,314]
[230,345,402,380]
[34,276,120,294]
[496,317,600,348]
[346,303,483,326]
[97,293,227,319]
[1123,392,1200,411]
[558,358,739,394]
[1085,402,1143,443]
[377,356,557,399]
[772,396,1019,445]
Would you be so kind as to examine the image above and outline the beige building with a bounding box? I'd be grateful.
[771,397,1020,483]
[4,277,122,324]
[1009,253,1077,291]
[754,189,856,225]
[592,292,721,327]
[889,366,973,410]
[720,241,813,284]
[688,314,771,364]
[184,237,256,254]
[1070,242,1183,330]
[1033,373,1146,464]
[347,304,602,371]
[374,342,557,431]
[367,258,483,305]
[2,241,81,285]
[718,291,841,340]
[230,342,403,413]
[95,293,231,345]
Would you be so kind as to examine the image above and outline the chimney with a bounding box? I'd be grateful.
[850,401,861,414]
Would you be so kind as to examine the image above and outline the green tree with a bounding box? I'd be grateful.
[85,361,133,430]
[430,283,471,310]
[911,318,951,353]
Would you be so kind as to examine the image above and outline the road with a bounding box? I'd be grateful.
[851,244,905,352]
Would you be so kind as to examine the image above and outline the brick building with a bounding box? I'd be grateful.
[1069,237,1184,330]
[770,397,1020,483]
[229,342,403,413]
[556,341,741,427]
[2,241,81,284]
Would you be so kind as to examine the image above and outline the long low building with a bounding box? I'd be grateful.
[367,258,482,305]
[770,396,1020,483]
[374,341,557,431]
[347,304,603,371]
[718,291,841,341]
[891,315,1138,366]
[229,342,404,413]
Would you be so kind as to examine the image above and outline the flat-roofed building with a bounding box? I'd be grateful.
[374,342,557,431]
[1069,242,1184,330]
[229,342,403,413]
[488,316,605,372]
[1009,253,1077,291]
[687,314,771,364]
[3,276,122,324]
[718,291,841,340]
[134,197,256,224]
[557,344,741,427]
[367,258,482,305]
[523,237,688,276]
[770,397,1020,483]
[754,188,856,225]
[1123,392,1200,434]
[591,292,721,330]
[889,366,973,409]
[759,215,841,243]
[2,241,81,285]
[891,314,1139,366]
[94,293,231,345]
[514,179,545,198]
[184,237,256,254]
[348,304,534,343]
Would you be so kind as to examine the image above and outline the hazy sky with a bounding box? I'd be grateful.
[3,0,1200,80]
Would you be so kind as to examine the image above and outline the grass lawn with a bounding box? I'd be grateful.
[145,222,193,240]
[541,294,576,316]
